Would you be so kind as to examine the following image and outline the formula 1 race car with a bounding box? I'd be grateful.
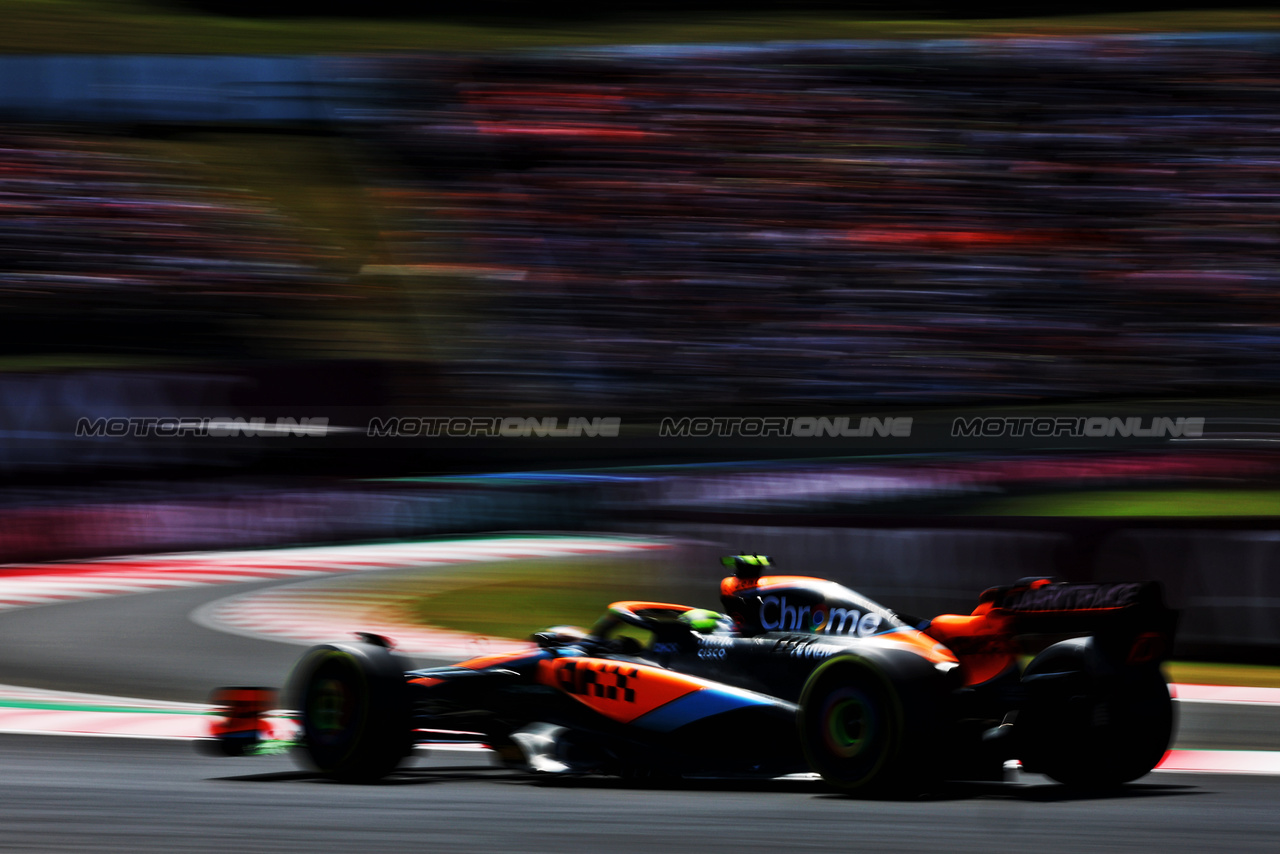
[210,555,1179,793]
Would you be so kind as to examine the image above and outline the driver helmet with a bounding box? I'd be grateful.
[679,608,732,634]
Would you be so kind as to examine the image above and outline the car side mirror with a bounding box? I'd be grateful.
[531,625,590,650]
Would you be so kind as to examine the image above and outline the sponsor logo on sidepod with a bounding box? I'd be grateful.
[759,595,883,636]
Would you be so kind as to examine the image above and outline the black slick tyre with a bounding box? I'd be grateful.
[797,654,938,795]
[1018,638,1174,788]
[291,641,413,783]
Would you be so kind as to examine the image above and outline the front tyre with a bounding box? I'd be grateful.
[291,642,413,783]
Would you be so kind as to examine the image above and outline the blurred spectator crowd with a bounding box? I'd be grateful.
[0,130,334,358]
[366,36,1280,406]
[9,37,1280,409]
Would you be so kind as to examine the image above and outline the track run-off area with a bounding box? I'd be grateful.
[0,535,1276,852]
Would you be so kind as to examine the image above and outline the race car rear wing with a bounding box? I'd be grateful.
[978,578,1179,664]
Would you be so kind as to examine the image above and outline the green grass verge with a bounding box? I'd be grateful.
[1166,661,1280,689]
[966,490,1280,517]
[4,5,1280,53]
[397,556,681,639]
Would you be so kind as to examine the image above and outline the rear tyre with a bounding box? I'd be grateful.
[797,654,939,794]
[291,642,413,783]
[1018,638,1174,788]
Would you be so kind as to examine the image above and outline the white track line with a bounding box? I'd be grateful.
[1156,750,1280,775]
[1174,684,1280,705]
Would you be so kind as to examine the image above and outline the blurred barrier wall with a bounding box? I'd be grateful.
[0,484,602,563]
[0,372,242,471]
[1096,531,1280,654]
[0,56,356,122]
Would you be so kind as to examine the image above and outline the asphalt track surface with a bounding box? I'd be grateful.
[0,579,401,704]
[1,735,1277,854]
[0,577,1277,852]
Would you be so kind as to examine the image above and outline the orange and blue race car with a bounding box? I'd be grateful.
[210,554,1179,793]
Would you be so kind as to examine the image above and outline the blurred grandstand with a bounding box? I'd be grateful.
[0,129,341,362]
[358,37,1280,407]
[7,38,1280,410]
